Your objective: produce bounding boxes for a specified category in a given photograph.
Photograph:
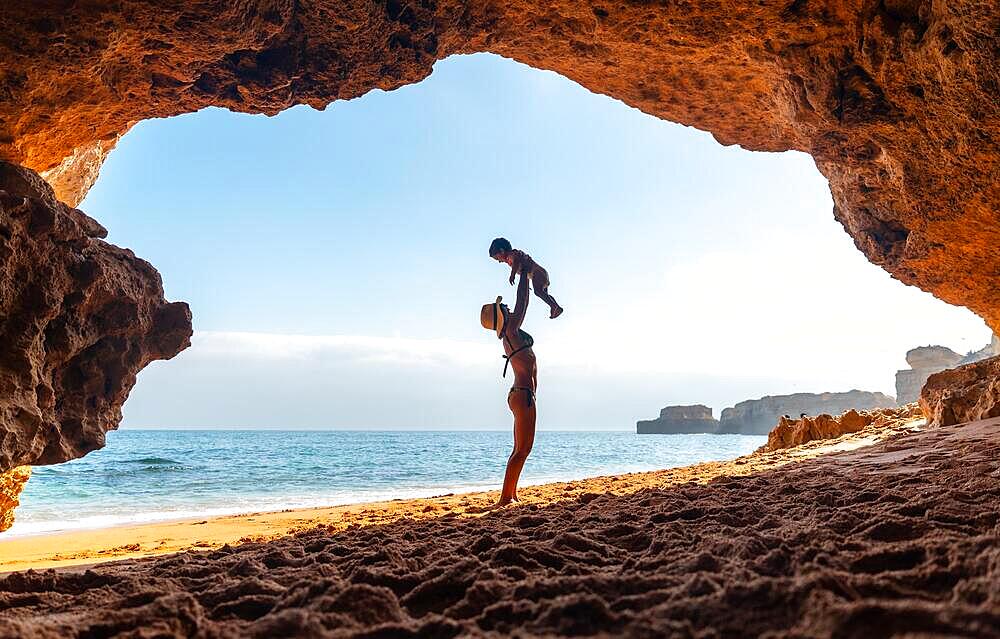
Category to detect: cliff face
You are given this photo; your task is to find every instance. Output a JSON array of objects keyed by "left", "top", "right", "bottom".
[
  {"left": 896, "top": 339, "right": 998, "bottom": 405},
  {"left": 895, "top": 345, "right": 963, "bottom": 405},
  {"left": 0, "top": 0, "right": 998, "bottom": 333},
  {"left": 718, "top": 390, "right": 896, "bottom": 435},
  {"left": 920, "top": 356, "right": 1000, "bottom": 427},
  {"left": 0, "top": 162, "right": 192, "bottom": 471},
  {"left": 637, "top": 405, "right": 719, "bottom": 435}
]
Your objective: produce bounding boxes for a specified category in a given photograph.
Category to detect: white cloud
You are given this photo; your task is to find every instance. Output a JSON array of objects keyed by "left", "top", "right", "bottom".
[
  {"left": 125, "top": 329, "right": 809, "bottom": 429},
  {"left": 190, "top": 330, "right": 493, "bottom": 368}
]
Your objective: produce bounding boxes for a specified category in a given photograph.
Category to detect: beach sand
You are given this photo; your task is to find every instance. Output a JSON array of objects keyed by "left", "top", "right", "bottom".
[
  {"left": 2, "top": 416, "right": 999, "bottom": 637},
  {"left": 0, "top": 420, "right": 911, "bottom": 574}
]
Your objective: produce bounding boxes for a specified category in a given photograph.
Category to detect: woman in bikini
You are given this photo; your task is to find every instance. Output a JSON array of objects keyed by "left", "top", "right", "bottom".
[{"left": 480, "top": 270, "right": 536, "bottom": 507}]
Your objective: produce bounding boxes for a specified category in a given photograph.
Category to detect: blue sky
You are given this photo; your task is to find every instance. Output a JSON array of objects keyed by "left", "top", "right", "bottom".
[{"left": 80, "top": 53, "right": 991, "bottom": 429}]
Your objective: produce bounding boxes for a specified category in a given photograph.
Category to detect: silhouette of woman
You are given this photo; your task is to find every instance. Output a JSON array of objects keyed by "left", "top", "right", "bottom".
[{"left": 480, "top": 270, "right": 536, "bottom": 506}]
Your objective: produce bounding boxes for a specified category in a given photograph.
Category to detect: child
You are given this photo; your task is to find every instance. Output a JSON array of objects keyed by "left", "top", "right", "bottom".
[{"left": 489, "top": 237, "right": 564, "bottom": 319}]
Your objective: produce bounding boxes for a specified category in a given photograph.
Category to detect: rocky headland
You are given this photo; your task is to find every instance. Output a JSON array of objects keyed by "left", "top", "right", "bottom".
[
  {"left": 717, "top": 390, "right": 897, "bottom": 435},
  {"left": 636, "top": 404, "right": 719, "bottom": 434},
  {"left": 643, "top": 336, "right": 999, "bottom": 438},
  {"left": 640, "top": 390, "right": 897, "bottom": 436},
  {"left": 894, "top": 345, "right": 963, "bottom": 405},
  {"left": 895, "top": 337, "right": 997, "bottom": 405}
]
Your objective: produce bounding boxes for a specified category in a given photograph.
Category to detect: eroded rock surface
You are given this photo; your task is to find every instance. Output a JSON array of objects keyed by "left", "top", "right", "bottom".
[
  {"left": 637, "top": 404, "right": 719, "bottom": 434},
  {"left": 0, "top": 466, "right": 30, "bottom": 532},
  {"left": 762, "top": 404, "right": 922, "bottom": 452},
  {"left": 0, "top": 1, "right": 998, "bottom": 330},
  {"left": 718, "top": 390, "right": 896, "bottom": 435},
  {"left": 920, "top": 355, "right": 1000, "bottom": 427},
  {"left": 0, "top": 162, "right": 192, "bottom": 472}
]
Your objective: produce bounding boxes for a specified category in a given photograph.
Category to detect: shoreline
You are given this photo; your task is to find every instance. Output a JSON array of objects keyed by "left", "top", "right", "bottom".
[
  {"left": 0, "top": 419, "right": 918, "bottom": 574},
  {"left": 4, "top": 457, "right": 761, "bottom": 539},
  {"left": 8, "top": 430, "right": 765, "bottom": 539}
]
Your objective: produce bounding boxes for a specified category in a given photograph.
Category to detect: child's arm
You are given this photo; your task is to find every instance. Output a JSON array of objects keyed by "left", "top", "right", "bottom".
[{"left": 508, "top": 250, "right": 528, "bottom": 285}]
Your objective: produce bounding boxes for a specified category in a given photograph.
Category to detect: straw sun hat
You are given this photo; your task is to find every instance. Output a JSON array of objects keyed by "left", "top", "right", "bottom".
[{"left": 480, "top": 296, "right": 505, "bottom": 338}]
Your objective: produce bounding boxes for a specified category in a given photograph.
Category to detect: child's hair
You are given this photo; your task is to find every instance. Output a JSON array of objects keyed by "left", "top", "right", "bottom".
[{"left": 489, "top": 237, "right": 512, "bottom": 257}]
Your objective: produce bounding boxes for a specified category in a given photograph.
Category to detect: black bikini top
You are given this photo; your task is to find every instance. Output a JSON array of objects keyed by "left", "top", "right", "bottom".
[{"left": 501, "top": 328, "right": 534, "bottom": 378}]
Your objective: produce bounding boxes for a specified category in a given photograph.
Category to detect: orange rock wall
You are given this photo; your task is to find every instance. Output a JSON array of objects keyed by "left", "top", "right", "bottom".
[
  {"left": 0, "top": 466, "right": 30, "bottom": 532},
  {"left": 920, "top": 356, "right": 1000, "bottom": 427},
  {"left": 0, "top": 162, "right": 192, "bottom": 471}
]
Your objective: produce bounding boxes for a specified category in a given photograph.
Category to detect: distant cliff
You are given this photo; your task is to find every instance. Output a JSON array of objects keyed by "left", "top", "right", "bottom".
[
  {"left": 716, "top": 391, "right": 896, "bottom": 435},
  {"left": 639, "top": 336, "right": 999, "bottom": 436},
  {"left": 895, "top": 336, "right": 998, "bottom": 405},
  {"left": 637, "top": 405, "right": 719, "bottom": 434},
  {"left": 894, "top": 346, "right": 963, "bottom": 405},
  {"left": 637, "top": 391, "right": 895, "bottom": 436}
]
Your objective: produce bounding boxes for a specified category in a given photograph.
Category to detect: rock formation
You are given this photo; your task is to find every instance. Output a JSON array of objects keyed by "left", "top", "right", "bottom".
[
  {"left": 637, "top": 405, "right": 719, "bottom": 434},
  {"left": 895, "top": 345, "right": 963, "bottom": 405},
  {"left": 0, "top": 161, "right": 192, "bottom": 471},
  {"left": 718, "top": 390, "right": 896, "bottom": 435},
  {"left": 0, "top": 466, "right": 30, "bottom": 532},
  {"left": 920, "top": 355, "right": 1000, "bottom": 427},
  {"left": 895, "top": 338, "right": 998, "bottom": 405},
  {"left": 761, "top": 404, "right": 921, "bottom": 451}
]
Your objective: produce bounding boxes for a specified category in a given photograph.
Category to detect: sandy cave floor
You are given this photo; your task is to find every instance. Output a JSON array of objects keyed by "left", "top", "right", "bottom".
[{"left": 0, "top": 419, "right": 998, "bottom": 637}]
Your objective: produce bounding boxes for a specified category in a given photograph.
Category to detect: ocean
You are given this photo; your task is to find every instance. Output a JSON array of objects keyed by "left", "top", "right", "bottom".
[{"left": 9, "top": 430, "right": 765, "bottom": 537}]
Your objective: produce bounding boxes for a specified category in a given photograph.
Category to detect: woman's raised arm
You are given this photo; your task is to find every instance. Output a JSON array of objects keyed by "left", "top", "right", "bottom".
[{"left": 507, "top": 271, "right": 530, "bottom": 332}]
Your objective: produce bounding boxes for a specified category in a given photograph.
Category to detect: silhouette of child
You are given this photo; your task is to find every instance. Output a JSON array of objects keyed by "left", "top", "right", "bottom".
[{"left": 489, "top": 237, "right": 563, "bottom": 319}]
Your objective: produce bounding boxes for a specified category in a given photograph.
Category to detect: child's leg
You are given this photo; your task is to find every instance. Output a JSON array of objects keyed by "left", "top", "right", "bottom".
[{"left": 531, "top": 268, "right": 563, "bottom": 318}]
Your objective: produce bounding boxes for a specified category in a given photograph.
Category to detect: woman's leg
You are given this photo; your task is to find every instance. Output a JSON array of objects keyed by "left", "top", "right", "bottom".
[{"left": 499, "top": 389, "right": 536, "bottom": 505}]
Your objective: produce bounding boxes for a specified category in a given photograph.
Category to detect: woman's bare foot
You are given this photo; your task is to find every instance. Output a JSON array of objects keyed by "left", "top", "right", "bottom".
[
  {"left": 467, "top": 499, "right": 510, "bottom": 513},
  {"left": 478, "top": 498, "right": 511, "bottom": 512},
  {"left": 550, "top": 306, "right": 563, "bottom": 319}
]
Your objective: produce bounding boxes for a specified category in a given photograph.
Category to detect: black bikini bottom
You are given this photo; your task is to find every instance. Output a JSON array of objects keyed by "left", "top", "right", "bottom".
[{"left": 509, "top": 386, "right": 535, "bottom": 407}]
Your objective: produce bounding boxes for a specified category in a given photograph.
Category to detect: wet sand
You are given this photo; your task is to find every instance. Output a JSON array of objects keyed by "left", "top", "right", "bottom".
[
  {"left": 0, "top": 420, "right": 914, "bottom": 574},
  {"left": 5, "top": 417, "right": 998, "bottom": 636}
]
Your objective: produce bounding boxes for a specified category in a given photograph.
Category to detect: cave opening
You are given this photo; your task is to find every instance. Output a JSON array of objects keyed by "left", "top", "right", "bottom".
[{"left": 3, "top": 33, "right": 995, "bottom": 536}]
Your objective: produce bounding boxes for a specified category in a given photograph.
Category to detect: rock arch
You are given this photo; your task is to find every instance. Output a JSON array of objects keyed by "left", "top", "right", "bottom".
[{"left": 0, "top": 0, "right": 997, "bottom": 471}]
